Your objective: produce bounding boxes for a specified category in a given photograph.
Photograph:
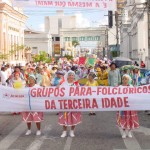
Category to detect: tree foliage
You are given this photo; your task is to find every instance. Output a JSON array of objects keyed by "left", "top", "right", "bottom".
[
  {"left": 0, "top": 44, "right": 25, "bottom": 60},
  {"left": 111, "top": 51, "right": 118, "bottom": 57},
  {"left": 64, "top": 54, "right": 73, "bottom": 60},
  {"left": 72, "top": 40, "right": 80, "bottom": 47},
  {"left": 32, "top": 51, "right": 52, "bottom": 63}
]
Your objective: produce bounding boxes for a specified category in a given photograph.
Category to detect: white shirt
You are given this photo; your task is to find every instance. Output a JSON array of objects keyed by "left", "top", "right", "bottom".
[
  {"left": 6, "top": 68, "right": 12, "bottom": 78},
  {"left": 0, "top": 71, "right": 8, "bottom": 84}
]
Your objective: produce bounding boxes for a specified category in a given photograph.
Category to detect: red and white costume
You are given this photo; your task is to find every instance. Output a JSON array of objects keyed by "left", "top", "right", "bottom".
[
  {"left": 58, "top": 81, "right": 81, "bottom": 126},
  {"left": 117, "top": 85, "right": 139, "bottom": 129},
  {"left": 22, "top": 84, "right": 43, "bottom": 123},
  {"left": 117, "top": 111, "right": 139, "bottom": 129},
  {"left": 22, "top": 112, "right": 43, "bottom": 123}
]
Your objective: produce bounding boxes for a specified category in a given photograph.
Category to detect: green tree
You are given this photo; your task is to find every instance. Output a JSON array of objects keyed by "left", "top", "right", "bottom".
[
  {"left": 0, "top": 44, "right": 25, "bottom": 60},
  {"left": 64, "top": 54, "right": 73, "bottom": 60},
  {"left": 111, "top": 51, "right": 118, "bottom": 57},
  {"left": 32, "top": 51, "right": 52, "bottom": 63},
  {"left": 72, "top": 40, "right": 80, "bottom": 47}
]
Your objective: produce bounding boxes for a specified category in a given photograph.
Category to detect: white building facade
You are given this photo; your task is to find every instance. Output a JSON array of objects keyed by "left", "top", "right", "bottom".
[
  {"left": 60, "top": 27, "right": 107, "bottom": 58},
  {"left": 24, "top": 30, "right": 52, "bottom": 62},
  {"left": 45, "top": 10, "right": 77, "bottom": 57},
  {"left": 45, "top": 10, "right": 76, "bottom": 34},
  {"left": 120, "top": 0, "right": 149, "bottom": 68}
]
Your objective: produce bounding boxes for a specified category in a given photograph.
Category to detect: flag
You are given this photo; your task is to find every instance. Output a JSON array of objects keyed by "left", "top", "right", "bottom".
[
  {"left": 86, "top": 58, "right": 96, "bottom": 66},
  {"left": 78, "top": 57, "right": 86, "bottom": 65}
]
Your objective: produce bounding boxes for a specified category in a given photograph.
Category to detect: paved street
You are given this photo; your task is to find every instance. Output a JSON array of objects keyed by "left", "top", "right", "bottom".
[{"left": 0, "top": 112, "right": 150, "bottom": 150}]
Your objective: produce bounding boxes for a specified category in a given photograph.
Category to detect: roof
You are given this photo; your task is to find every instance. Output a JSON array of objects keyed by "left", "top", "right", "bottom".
[{"left": 24, "top": 29, "right": 46, "bottom": 34}]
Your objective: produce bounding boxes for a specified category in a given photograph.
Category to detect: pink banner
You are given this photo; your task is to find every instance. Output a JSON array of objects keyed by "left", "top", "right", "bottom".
[{"left": 13, "top": 0, "right": 116, "bottom": 10}]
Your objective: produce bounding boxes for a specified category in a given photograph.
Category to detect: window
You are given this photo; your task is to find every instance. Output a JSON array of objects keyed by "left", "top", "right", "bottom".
[
  {"left": 32, "top": 47, "right": 38, "bottom": 54},
  {"left": 55, "top": 37, "right": 60, "bottom": 41},
  {"left": 72, "top": 37, "right": 78, "bottom": 41},
  {"left": 64, "top": 37, "right": 70, "bottom": 41},
  {"left": 79, "top": 36, "right": 85, "bottom": 41}
]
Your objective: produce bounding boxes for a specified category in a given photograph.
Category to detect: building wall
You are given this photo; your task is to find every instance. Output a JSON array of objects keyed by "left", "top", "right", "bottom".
[
  {"left": 120, "top": 0, "right": 149, "bottom": 68},
  {"left": 120, "top": 27, "right": 129, "bottom": 58},
  {"left": 60, "top": 27, "right": 107, "bottom": 57},
  {"left": 45, "top": 10, "right": 76, "bottom": 35},
  {"left": 117, "top": 0, "right": 126, "bottom": 15},
  {"left": 25, "top": 32, "right": 52, "bottom": 58},
  {"left": 0, "top": 2, "right": 27, "bottom": 64},
  {"left": 148, "top": 2, "right": 150, "bottom": 68}
]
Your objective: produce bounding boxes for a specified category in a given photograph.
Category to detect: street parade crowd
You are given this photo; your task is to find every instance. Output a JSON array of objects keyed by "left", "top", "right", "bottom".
[{"left": 0, "top": 57, "right": 149, "bottom": 139}]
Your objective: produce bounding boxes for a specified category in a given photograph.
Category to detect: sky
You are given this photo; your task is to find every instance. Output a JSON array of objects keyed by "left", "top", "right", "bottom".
[{"left": 23, "top": 7, "right": 108, "bottom": 31}]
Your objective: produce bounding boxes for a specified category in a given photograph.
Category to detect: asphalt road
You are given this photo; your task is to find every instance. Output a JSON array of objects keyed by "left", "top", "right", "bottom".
[{"left": 0, "top": 111, "right": 150, "bottom": 150}]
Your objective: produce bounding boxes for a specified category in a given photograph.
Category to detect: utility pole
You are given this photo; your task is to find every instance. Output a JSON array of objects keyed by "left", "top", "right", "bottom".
[
  {"left": 115, "top": 11, "right": 119, "bottom": 56},
  {"left": 148, "top": 0, "right": 150, "bottom": 62}
]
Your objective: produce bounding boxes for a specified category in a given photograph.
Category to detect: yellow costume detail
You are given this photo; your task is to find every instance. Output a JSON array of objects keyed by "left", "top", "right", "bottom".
[
  {"left": 97, "top": 70, "right": 108, "bottom": 86},
  {"left": 86, "top": 80, "right": 98, "bottom": 86}
]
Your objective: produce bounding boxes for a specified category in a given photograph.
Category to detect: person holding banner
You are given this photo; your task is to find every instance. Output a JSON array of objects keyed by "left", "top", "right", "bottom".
[
  {"left": 10, "top": 72, "right": 26, "bottom": 89},
  {"left": 117, "top": 74, "right": 139, "bottom": 138},
  {"left": 59, "top": 70, "right": 81, "bottom": 138},
  {"left": 22, "top": 75, "right": 43, "bottom": 136},
  {"left": 9, "top": 72, "right": 26, "bottom": 115}
]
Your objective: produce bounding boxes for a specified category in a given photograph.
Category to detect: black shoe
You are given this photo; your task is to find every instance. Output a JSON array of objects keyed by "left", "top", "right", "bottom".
[{"left": 89, "top": 113, "right": 92, "bottom": 116}]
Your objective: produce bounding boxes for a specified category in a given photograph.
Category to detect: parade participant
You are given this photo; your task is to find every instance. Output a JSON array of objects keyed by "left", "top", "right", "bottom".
[
  {"left": 108, "top": 62, "right": 121, "bottom": 86},
  {"left": 22, "top": 75, "right": 43, "bottom": 136},
  {"left": 96, "top": 67, "right": 101, "bottom": 79},
  {"left": 43, "top": 64, "right": 51, "bottom": 78},
  {"left": 64, "top": 65, "right": 71, "bottom": 73},
  {"left": 140, "top": 61, "right": 145, "bottom": 68},
  {"left": 50, "top": 65, "right": 58, "bottom": 78},
  {"left": 51, "top": 70, "right": 64, "bottom": 86},
  {"left": 117, "top": 74, "right": 139, "bottom": 138},
  {"left": 78, "top": 65, "right": 88, "bottom": 79},
  {"left": 38, "top": 61, "right": 43, "bottom": 68},
  {"left": 10, "top": 72, "right": 26, "bottom": 115},
  {"left": 88, "top": 65, "right": 94, "bottom": 74},
  {"left": 24, "top": 66, "right": 34, "bottom": 81},
  {"left": 134, "top": 61, "right": 139, "bottom": 67},
  {"left": 41, "top": 68, "right": 51, "bottom": 87},
  {"left": 98, "top": 65, "right": 108, "bottom": 86},
  {"left": 14, "top": 66, "right": 24, "bottom": 79},
  {"left": 9, "top": 72, "right": 25, "bottom": 89},
  {"left": 85, "top": 72, "right": 98, "bottom": 115},
  {"left": 59, "top": 70, "right": 81, "bottom": 138},
  {"left": 35, "top": 67, "right": 43, "bottom": 86},
  {"left": 132, "top": 67, "right": 141, "bottom": 86},
  {"left": 6, "top": 64, "right": 12, "bottom": 79},
  {"left": 0, "top": 67, "right": 8, "bottom": 86}
]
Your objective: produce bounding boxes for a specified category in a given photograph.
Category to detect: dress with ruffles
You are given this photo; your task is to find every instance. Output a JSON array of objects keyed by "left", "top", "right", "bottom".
[
  {"left": 22, "top": 84, "right": 43, "bottom": 123},
  {"left": 58, "top": 81, "right": 81, "bottom": 126}
]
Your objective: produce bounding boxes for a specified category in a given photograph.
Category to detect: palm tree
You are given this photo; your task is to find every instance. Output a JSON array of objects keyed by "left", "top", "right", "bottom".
[{"left": 72, "top": 40, "right": 80, "bottom": 47}]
